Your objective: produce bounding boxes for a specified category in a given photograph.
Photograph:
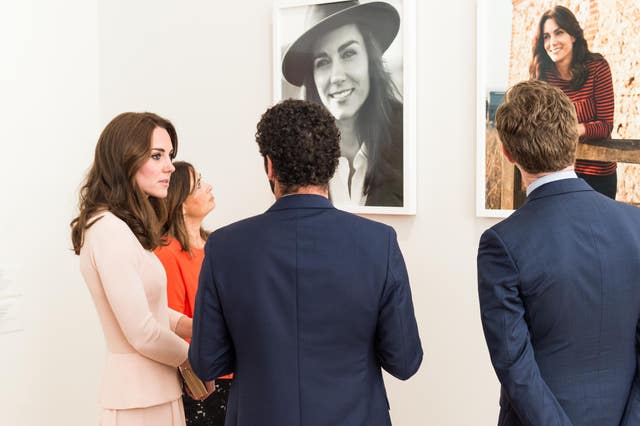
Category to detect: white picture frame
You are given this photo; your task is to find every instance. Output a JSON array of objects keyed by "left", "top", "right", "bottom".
[
  {"left": 273, "top": 0, "right": 416, "bottom": 215},
  {"left": 476, "top": 0, "right": 516, "bottom": 218}
]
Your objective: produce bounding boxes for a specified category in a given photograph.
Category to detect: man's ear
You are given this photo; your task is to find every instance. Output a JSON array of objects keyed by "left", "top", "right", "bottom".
[
  {"left": 501, "top": 144, "right": 515, "bottom": 164},
  {"left": 266, "top": 155, "right": 275, "bottom": 180}
]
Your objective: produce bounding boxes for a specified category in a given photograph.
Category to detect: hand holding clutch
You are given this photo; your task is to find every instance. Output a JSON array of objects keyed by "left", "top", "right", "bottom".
[{"left": 178, "top": 360, "right": 211, "bottom": 401}]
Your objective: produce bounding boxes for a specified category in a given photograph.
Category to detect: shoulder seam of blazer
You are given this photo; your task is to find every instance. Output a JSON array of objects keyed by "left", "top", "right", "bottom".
[{"left": 484, "top": 228, "right": 520, "bottom": 275}]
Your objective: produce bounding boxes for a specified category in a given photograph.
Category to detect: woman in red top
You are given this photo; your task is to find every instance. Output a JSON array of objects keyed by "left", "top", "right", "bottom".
[
  {"left": 530, "top": 5, "right": 616, "bottom": 199},
  {"left": 155, "top": 161, "right": 232, "bottom": 426}
]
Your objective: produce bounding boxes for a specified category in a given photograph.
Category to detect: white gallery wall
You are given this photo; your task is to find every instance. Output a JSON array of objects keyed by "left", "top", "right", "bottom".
[
  {"left": 2, "top": 0, "right": 502, "bottom": 424},
  {"left": 0, "top": 0, "right": 101, "bottom": 425}
]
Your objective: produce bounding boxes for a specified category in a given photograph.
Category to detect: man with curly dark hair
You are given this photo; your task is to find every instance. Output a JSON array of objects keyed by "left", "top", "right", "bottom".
[
  {"left": 189, "top": 99, "right": 422, "bottom": 426},
  {"left": 255, "top": 98, "right": 341, "bottom": 195}
]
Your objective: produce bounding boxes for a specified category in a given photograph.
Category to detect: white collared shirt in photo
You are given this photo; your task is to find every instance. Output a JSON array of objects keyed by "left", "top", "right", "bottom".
[{"left": 329, "top": 144, "right": 368, "bottom": 206}]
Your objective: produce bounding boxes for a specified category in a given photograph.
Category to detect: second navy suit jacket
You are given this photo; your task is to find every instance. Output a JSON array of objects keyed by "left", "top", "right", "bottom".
[
  {"left": 478, "top": 178, "right": 640, "bottom": 426},
  {"left": 190, "top": 194, "right": 422, "bottom": 426}
]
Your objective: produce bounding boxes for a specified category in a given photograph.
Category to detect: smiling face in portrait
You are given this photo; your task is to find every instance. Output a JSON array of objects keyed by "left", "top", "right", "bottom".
[
  {"left": 312, "top": 24, "right": 370, "bottom": 121},
  {"left": 543, "top": 18, "right": 575, "bottom": 68},
  {"left": 134, "top": 127, "right": 175, "bottom": 198},
  {"left": 183, "top": 170, "right": 215, "bottom": 219}
]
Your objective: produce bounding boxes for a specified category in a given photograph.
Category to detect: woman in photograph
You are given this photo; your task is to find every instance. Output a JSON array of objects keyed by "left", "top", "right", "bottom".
[
  {"left": 71, "top": 112, "right": 210, "bottom": 425},
  {"left": 155, "top": 161, "right": 232, "bottom": 426},
  {"left": 282, "top": 0, "right": 403, "bottom": 207},
  {"left": 530, "top": 5, "right": 616, "bottom": 199}
]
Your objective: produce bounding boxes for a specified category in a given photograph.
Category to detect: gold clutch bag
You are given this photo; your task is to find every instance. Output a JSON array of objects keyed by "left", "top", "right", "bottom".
[{"left": 178, "top": 364, "right": 209, "bottom": 400}]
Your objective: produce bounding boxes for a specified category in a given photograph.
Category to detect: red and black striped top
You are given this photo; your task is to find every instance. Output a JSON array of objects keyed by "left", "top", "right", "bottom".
[{"left": 542, "top": 56, "right": 616, "bottom": 176}]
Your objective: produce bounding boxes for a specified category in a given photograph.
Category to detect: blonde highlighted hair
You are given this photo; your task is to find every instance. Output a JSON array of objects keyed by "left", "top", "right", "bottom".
[{"left": 496, "top": 80, "right": 578, "bottom": 174}]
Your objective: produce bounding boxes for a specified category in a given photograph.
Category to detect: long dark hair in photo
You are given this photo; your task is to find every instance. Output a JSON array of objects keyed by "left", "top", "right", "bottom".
[
  {"left": 529, "top": 5, "right": 602, "bottom": 90},
  {"left": 71, "top": 112, "right": 178, "bottom": 254},
  {"left": 161, "top": 161, "right": 209, "bottom": 254},
  {"left": 304, "top": 24, "right": 402, "bottom": 197}
]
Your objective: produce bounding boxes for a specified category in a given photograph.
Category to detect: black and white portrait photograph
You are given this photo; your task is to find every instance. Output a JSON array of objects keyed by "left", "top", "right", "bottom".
[{"left": 274, "top": 0, "right": 416, "bottom": 214}]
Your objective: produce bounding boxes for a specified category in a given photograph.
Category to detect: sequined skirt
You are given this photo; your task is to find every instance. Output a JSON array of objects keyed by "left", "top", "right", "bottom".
[{"left": 183, "top": 378, "right": 232, "bottom": 426}]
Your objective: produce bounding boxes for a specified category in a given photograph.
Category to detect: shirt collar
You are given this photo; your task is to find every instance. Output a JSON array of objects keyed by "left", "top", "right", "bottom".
[
  {"left": 329, "top": 144, "right": 369, "bottom": 206},
  {"left": 526, "top": 170, "right": 578, "bottom": 197},
  {"left": 267, "top": 193, "right": 334, "bottom": 212}
]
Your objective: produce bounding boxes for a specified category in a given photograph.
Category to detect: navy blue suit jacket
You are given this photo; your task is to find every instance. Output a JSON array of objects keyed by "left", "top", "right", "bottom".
[
  {"left": 190, "top": 194, "right": 422, "bottom": 426},
  {"left": 478, "top": 178, "right": 640, "bottom": 426}
]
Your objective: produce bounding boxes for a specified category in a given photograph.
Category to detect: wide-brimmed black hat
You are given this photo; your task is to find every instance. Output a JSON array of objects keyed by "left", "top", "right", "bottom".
[{"left": 282, "top": 1, "right": 400, "bottom": 87}]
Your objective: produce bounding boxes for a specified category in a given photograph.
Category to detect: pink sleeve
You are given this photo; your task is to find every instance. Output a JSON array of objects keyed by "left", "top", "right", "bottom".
[
  {"left": 168, "top": 308, "right": 185, "bottom": 332},
  {"left": 89, "top": 218, "right": 188, "bottom": 367}
]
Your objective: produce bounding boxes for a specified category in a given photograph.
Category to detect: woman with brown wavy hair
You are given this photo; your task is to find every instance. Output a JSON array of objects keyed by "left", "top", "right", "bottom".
[
  {"left": 155, "top": 161, "right": 232, "bottom": 426},
  {"left": 71, "top": 112, "right": 211, "bottom": 425},
  {"left": 529, "top": 5, "right": 616, "bottom": 199}
]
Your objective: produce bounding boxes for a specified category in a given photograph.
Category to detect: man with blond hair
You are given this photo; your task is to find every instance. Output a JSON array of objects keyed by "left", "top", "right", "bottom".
[{"left": 478, "top": 80, "right": 640, "bottom": 425}]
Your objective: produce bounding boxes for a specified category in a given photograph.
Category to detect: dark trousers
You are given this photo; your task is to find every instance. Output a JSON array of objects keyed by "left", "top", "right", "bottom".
[
  {"left": 577, "top": 172, "right": 617, "bottom": 200},
  {"left": 183, "top": 378, "right": 232, "bottom": 426}
]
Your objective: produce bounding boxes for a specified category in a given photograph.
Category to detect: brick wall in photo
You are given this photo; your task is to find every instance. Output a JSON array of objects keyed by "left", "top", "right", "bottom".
[{"left": 508, "top": 0, "right": 640, "bottom": 203}]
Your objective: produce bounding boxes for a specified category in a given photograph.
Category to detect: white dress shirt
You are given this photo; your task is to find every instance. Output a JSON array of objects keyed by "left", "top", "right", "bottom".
[
  {"left": 526, "top": 170, "right": 578, "bottom": 196},
  {"left": 329, "top": 143, "right": 368, "bottom": 206}
]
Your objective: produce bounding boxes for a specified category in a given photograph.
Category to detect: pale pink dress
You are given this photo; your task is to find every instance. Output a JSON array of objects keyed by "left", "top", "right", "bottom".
[{"left": 80, "top": 212, "right": 189, "bottom": 425}]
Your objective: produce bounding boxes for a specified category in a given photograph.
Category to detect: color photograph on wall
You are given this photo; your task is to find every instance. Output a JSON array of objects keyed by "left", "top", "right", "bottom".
[
  {"left": 476, "top": 0, "right": 640, "bottom": 217},
  {"left": 274, "top": 0, "right": 416, "bottom": 215}
]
